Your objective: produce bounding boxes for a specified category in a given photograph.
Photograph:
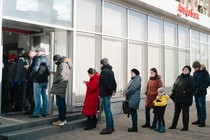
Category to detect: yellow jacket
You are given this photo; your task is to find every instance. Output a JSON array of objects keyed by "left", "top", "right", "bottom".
[{"left": 153, "top": 95, "right": 169, "bottom": 107}]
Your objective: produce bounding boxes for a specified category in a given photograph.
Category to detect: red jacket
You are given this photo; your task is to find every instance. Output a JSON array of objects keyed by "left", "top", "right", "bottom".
[
  {"left": 145, "top": 77, "right": 163, "bottom": 108},
  {"left": 82, "top": 73, "right": 100, "bottom": 116}
]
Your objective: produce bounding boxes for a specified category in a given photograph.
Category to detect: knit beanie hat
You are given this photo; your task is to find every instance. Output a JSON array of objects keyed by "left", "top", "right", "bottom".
[
  {"left": 131, "top": 68, "right": 140, "bottom": 76},
  {"left": 8, "top": 54, "right": 16, "bottom": 60},
  {"left": 158, "top": 87, "right": 165, "bottom": 95},
  {"left": 100, "top": 58, "right": 109, "bottom": 65},
  {"left": 192, "top": 61, "right": 201, "bottom": 68},
  {"left": 182, "top": 65, "right": 192, "bottom": 72},
  {"left": 53, "top": 54, "right": 61, "bottom": 61}
]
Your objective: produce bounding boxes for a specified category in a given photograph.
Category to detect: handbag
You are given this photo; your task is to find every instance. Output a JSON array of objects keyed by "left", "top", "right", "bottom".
[{"left": 122, "top": 100, "right": 130, "bottom": 114}]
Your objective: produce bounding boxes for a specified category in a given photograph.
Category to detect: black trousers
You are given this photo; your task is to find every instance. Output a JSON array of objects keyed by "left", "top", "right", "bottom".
[
  {"left": 171, "top": 102, "right": 190, "bottom": 129},
  {"left": 25, "top": 80, "right": 35, "bottom": 112}
]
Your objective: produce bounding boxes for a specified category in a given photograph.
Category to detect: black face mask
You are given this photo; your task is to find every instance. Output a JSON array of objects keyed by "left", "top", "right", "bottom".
[{"left": 55, "top": 61, "right": 60, "bottom": 65}]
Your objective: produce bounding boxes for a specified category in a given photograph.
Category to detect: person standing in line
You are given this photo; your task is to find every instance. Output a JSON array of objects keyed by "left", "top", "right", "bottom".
[
  {"left": 169, "top": 65, "right": 196, "bottom": 131},
  {"left": 123, "top": 68, "right": 141, "bottom": 132},
  {"left": 51, "top": 54, "right": 72, "bottom": 126},
  {"left": 142, "top": 68, "right": 162, "bottom": 129},
  {"left": 153, "top": 87, "right": 169, "bottom": 133},
  {"left": 82, "top": 68, "right": 100, "bottom": 130},
  {"left": 13, "top": 48, "right": 28, "bottom": 112},
  {"left": 191, "top": 61, "right": 210, "bottom": 127},
  {"left": 24, "top": 50, "right": 37, "bottom": 115},
  {"left": 99, "top": 58, "right": 117, "bottom": 135},
  {"left": 29, "top": 48, "right": 51, "bottom": 118}
]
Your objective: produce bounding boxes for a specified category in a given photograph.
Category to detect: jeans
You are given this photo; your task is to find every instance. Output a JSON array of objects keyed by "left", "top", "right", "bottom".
[
  {"left": 101, "top": 96, "right": 114, "bottom": 129},
  {"left": 145, "top": 107, "right": 157, "bottom": 127},
  {"left": 130, "top": 108, "right": 138, "bottom": 129},
  {"left": 56, "top": 95, "right": 67, "bottom": 121},
  {"left": 195, "top": 95, "right": 206, "bottom": 122},
  {"left": 33, "top": 82, "right": 48, "bottom": 116}
]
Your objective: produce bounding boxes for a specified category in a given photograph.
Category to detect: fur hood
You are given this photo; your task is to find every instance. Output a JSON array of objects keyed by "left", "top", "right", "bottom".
[{"left": 200, "top": 64, "right": 205, "bottom": 71}]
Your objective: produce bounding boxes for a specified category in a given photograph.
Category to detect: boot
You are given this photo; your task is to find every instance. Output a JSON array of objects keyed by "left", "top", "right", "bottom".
[
  {"left": 84, "top": 118, "right": 93, "bottom": 130},
  {"left": 159, "top": 125, "right": 165, "bottom": 133},
  {"left": 198, "top": 122, "right": 205, "bottom": 127},
  {"left": 92, "top": 117, "right": 98, "bottom": 128},
  {"left": 141, "top": 123, "right": 150, "bottom": 128},
  {"left": 154, "top": 124, "right": 161, "bottom": 131}
]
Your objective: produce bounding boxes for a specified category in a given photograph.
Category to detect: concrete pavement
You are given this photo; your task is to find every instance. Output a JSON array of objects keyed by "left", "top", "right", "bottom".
[{"left": 37, "top": 99, "right": 210, "bottom": 140}]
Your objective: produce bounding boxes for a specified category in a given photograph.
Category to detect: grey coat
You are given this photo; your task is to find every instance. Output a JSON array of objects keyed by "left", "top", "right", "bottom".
[
  {"left": 124, "top": 75, "right": 141, "bottom": 109},
  {"left": 50, "top": 57, "right": 72, "bottom": 98}
]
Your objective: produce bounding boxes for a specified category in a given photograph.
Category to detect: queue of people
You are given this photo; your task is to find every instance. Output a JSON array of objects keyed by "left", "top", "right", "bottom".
[{"left": 2, "top": 51, "right": 210, "bottom": 134}]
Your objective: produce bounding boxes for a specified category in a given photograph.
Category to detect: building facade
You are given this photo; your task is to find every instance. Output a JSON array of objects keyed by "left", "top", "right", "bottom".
[{"left": 0, "top": 0, "right": 210, "bottom": 114}]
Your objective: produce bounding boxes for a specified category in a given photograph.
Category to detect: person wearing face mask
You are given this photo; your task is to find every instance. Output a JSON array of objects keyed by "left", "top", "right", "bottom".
[
  {"left": 50, "top": 54, "right": 72, "bottom": 126},
  {"left": 142, "top": 68, "right": 163, "bottom": 129},
  {"left": 123, "top": 68, "right": 141, "bottom": 132},
  {"left": 169, "top": 65, "right": 196, "bottom": 131}
]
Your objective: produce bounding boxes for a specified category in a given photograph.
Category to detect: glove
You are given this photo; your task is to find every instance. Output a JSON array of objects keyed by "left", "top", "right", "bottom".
[{"left": 17, "top": 80, "right": 21, "bottom": 86}]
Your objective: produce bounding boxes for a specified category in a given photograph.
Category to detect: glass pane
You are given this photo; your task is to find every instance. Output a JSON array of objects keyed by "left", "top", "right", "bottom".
[
  {"left": 128, "top": 42, "right": 145, "bottom": 89},
  {"left": 200, "top": 32, "right": 208, "bottom": 43},
  {"left": 148, "top": 45, "right": 163, "bottom": 78},
  {"left": 149, "top": 17, "right": 163, "bottom": 44},
  {"left": 77, "top": 0, "right": 101, "bottom": 32},
  {"left": 103, "top": 38, "right": 126, "bottom": 95},
  {"left": 208, "top": 35, "right": 210, "bottom": 44},
  {"left": 3, "top": 0, "right": 72, "bottom": 27},
  {"left": 129, "top": 10, "right": 147, "bottom": 41},
  {"left": 165, "top": 22, "right": 177, "bottom": 46},
  {"left": 191, "top": 40, "right": 200, "bottom": 62},
  {"left": 191, "top": 30, "right": 199, "bottom": 41},
  {"left": 200, "top": 43, "right": 208, "bottom": 65},
  {"left": 179, "top": 50, "right": 190, "bottom": 74},
  {"left": 104, "top": 2, "right": 126, "bottom": 37},
  {"left": 75, "top": 33, "right": 101, "bottom": 103},
  {"left": 178, "top": 26, "right": 190, "bottom": 48},
  {"left": 165, "top": 47, "right": 177, "bottom": 88}
]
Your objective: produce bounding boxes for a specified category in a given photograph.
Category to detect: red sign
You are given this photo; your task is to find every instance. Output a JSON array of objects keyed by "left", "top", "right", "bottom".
[{"left": 177, "top": 3, "right": 199, "bottom": 20}]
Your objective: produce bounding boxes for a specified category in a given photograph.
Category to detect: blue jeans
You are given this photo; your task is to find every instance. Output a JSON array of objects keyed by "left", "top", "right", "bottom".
[
  {"left": 195, "top": 95, "right": 206, "bottom": 122},
  {"left": 101, "top": 96, "right": 114, "bottom": 129},
  {"left": 33, "top": 82, "right": 48, "bottom": 116},
  {"left": 130, "top": 108, "right": 138, "bottom": 129},
  {"left": 56, "top": 95, "right": 66, "bottom": 121}
]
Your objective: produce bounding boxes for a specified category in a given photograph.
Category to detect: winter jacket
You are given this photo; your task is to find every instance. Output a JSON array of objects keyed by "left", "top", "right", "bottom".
[
  {"left": 171, "top": 73, "right": 196, "bottom": 106},
  {"left": 13, "top": 55, "right": 28, "bottom": 82},
  {"left": 6, "top": 61, "right": 16, "bottom": 82},
  {"left": 193, "top": 64, "right": 210, "bottom": 96},
  {"left": 30, "top": 55, "right": 51, "bottom": 83},
  {"left": 82, "top": 73, "right": 100, "bottom": 116},
  {"left": 99, "top": 64, "right": 117, "bottom": 97},
  {"left": 145, "top": 76, "right": 163, "bottom": 108},
  {"left": 153, "top": 95, "right": 169, "bottom": 107},
  {"left": 124, "top": 75, "right": 141, "bottom": 109},
  {"left": 50, "top": 57, "right": 72, "bottom": 98}
]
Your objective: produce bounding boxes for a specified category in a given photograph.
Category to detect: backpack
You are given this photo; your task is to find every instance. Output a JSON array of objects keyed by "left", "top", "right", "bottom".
[{"left": 36, "top": 62, "right": 50, "bottom": 81}]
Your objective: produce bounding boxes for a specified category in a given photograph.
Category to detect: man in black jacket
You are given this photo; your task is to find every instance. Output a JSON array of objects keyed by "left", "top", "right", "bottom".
[
  {"left": 192, "top": 61, "right": 210, "bottom": 127},
  {"left": 99, "top": 58, "right": 117, "bottom": 135},
  {"left": 29, "top": 48, "right": 51, "bottom": 118}
]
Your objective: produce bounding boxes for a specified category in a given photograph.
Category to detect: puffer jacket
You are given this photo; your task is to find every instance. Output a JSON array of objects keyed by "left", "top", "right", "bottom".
[
  {"left": 172, "top": 73, "right": 196, "bottom": 105},
  {"left": 145, "top": 76, "right": 163, "bottom": 108},
  {"left": 124, "top": 75, "right": 141, "bottom": 109},
  {"left": 50, "top": 57, "right": 72, "bottom": 98},
  {"left": 193, "top": 64, "right": 210, "bottom": 96}
]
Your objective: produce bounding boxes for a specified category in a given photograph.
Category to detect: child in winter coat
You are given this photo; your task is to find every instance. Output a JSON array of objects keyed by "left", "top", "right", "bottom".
[{"left": 153, "top": 87, "right": 169, "bottom": 133}]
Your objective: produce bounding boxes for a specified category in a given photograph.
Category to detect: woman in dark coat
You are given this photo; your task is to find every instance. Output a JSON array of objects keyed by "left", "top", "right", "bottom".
[
  {"left": 142, "top": 68, "right": 163, "bottom": 129},
  {"left": 124, "top": 69, "right": 141, "bottom": 132},
  {"left": 82, "top": 68, "right": 100, "bottom": 130},
  {"left": 169, "top": 65, "right": 196, "bottom": 131}
]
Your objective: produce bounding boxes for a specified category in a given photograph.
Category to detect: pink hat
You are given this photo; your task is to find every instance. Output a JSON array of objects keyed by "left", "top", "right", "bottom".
[{"left": 8, "top": 54, "right": 16, "bottom": 60}]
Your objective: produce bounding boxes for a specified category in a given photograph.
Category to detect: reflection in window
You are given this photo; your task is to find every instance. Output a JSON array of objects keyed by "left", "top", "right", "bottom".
[
  {"left": 178, "top": 26, "right": 190, "bottom": 48},
  {"left": 149, "top": 17, "right": 163, "bottom": 44}
]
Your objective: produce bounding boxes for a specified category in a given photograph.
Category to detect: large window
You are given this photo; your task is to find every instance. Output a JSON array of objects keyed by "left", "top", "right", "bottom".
[
  {"left": 129, "top": 10, "right": 147, "bottom": 41},
  {"left": 179, "top": 49, "right": 190, "bottom": 74},
  {"left": 149, "top": 17, "right": 163, "bottom": 44},
  {"left": 178, "top": 26, "right": 190, "bottom": 48},
  {"left": 104, "top": 2, "right": 127, "bottom": 37},
  {"left": 77, "top": 0, "right": 101, "bottom": 32},
  {"left": 75, "top": 33, "right": 101, "bottom": 103},
  {"left": 165, "top": 22, "right": 177, "bottom": 46},
  {"left": 3, "top": 0, "right": 73, "bottom": 28},
  {"left": 103, "top": 38, "right": 127, "bottom": 94}
]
